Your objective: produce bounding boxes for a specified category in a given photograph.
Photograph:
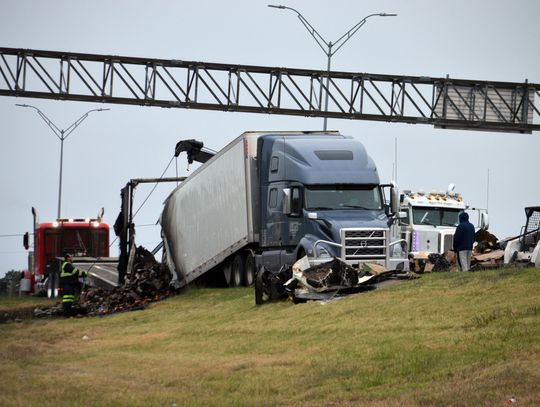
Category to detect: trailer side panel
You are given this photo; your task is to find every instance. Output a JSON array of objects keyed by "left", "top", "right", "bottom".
[{"left": 161, "top": 137, "right": 252, "bottom": 284}]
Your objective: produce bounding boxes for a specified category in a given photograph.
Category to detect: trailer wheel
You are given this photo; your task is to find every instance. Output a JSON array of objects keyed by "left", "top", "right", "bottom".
[
  {"left": 244, "top": 252, "right": 256, "bottom": 287},
  {"left": 231, "top": 254, "right": 244, "bottom": 287},
  {"left": 222, "top": 260, "right": 232, "bottom": 287}
]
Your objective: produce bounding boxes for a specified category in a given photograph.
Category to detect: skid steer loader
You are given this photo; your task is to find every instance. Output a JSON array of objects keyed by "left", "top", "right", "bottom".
[{"left": 504, "top": 206, "right": 540, "bottom": 267}]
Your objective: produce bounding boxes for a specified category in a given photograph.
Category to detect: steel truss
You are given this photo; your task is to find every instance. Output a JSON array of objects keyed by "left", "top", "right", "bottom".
[{"left": 1, "top": 47, "right": 538, "bottom": 133}]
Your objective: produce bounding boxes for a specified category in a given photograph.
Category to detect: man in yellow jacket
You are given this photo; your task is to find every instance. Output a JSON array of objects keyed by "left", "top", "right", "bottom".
[{"left": 59, "top": 254, "right": 87, "bottom": 316}]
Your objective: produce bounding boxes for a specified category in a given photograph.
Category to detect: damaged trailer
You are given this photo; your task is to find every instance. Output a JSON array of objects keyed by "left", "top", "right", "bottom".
[{"left": 160, "top": 131, "right": 408, "bottom": 290}]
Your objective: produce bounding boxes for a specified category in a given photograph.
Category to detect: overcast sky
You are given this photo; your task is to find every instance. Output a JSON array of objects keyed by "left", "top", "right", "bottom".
[{"left": 1, "top": 0, "right": 539, "bottom": 276}]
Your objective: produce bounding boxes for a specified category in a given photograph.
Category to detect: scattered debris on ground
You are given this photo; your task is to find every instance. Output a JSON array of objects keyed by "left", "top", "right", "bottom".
[
  {"left": 471, "top": 249, "right": 505, "bottom": 270},
  {"left": 407, "top": 229, "right": 506, "bottom": 273},
  {"left": 32, "top": 246, "right": 175, "bottom": 319},
  {"left": 410, "top": 253, "right": 449, "bottom": 273},
  {"left": 32, "top": 304, "right": 63, "bottom": 319},
  {"left": 1, "top": 306, "right": 38, "bottom": 323},
  {"left": 475, "top": 229, "right": 501, "bottom": 253},
  {"left": 471, "top": 229, "right": 505, "bottom": 269},
  {"left": 256, "top": 256, "right": 414, "bottom": 304},
  {"left": 427, "top": 253, "right": 452, "bottom": 272},
  {"left": 286, "top": 256, "right": 374, "bottom": 298},
  {"left": 81, "top": 246, "right": 174, "bottom": 316}
]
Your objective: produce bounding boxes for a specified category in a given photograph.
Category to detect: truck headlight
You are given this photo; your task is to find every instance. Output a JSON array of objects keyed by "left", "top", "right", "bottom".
[{"left": 317, "top": 245, "right": 331, "bottom": 258}]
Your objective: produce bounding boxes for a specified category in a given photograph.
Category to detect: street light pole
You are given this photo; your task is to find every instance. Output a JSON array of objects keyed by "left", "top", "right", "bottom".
[
  {"left": 15, "top": 104, "right": 110, "bottom": 219},
  {"left": 268, "top": 5, "right": 397, "bottom": 131}
]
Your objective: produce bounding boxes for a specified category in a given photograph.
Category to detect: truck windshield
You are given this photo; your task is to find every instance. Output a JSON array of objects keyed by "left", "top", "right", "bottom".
[
  {"left": 43, "top": 227, "right": 109, "bottom": 261},
  {"left": 304, "top": 185, "right": 382, "bottom": 211},
  {"left": 412, "top": 207, "right": 461, "bottom": 227}
]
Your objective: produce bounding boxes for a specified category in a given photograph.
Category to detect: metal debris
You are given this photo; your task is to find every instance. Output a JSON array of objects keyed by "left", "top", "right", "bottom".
[
  {"left": 280, "top": 257, "right": 395, "bottom": 303},
  {"left": 287, "top": 256, "right": 373, "bottom": 293},
  {"left": 33, "top": 306, "right": 63, "bottom": 319},
  {"left": 427, "top": 253, "right": 452, "bottom": 272}
]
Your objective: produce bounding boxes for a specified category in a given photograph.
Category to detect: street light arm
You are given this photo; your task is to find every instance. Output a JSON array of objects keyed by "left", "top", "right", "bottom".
[
  {"left": 15, "top": 103, "right": 62, "bottom": 139},
  {"left": 268, "top": 5, "right": 330, "bottom": 55},
  {"left": 294, "top": 12, "right": 330, "bottom": 55},
  {"left": 15, "top": 104, "right": 110, "bottom": 219},
  {"left": 331, "top": 13, "right": 397, "bottom": 56},
  {"left": 268, "top": 6, "right": 396, "bottom": 132},
  {"left": 63, "top": 108, "right": 110, "bottom": 140}
]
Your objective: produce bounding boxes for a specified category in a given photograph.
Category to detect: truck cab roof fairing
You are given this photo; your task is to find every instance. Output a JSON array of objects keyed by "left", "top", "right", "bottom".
[{"left": 260, "top": 134, "right": 379, "bottom": 185}]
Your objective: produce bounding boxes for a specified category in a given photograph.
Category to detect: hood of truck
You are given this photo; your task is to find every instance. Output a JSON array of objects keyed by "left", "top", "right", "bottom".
[
  {"left": 308, "top": 209, "right": 389, "bottom": 242},
  {"left": 409, "top": 226, "right": 456, "bottom": 256}
]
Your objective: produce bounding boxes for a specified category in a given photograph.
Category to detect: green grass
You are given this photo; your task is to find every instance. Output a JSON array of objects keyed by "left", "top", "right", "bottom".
[
  {"left": 1, "top": 268, "right": 539, "bottom": 406},
  {"left": 0, "top": 295, "right": 57, "bottom": 310},
  {"left": 0, "top": 296, "right": 58, "bottom": 322}
]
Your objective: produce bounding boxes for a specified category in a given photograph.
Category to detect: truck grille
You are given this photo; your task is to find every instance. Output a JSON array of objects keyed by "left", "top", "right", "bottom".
[
  {"left": 342, "top": 228, "right": 387, "bottom": 263},
  {"left": 442, "top": 234, "right": 454, "bottom": 252}
]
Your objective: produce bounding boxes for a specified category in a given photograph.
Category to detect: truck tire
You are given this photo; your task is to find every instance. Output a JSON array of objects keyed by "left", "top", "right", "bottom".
[
  {"left": 244, "top": 252, "right": 256, "bottom": 287},
  {"left": 255, "top": 266, "right": 268, "bottom": 305},
  {"left": 222, "top": 259, "right": 232, "bottom": 287},
  {"left": 255, "top": 266, "right": 289, "bottom": 305},
  {"left": 231, "top": 254, "right": 244, "bottom": 287}
]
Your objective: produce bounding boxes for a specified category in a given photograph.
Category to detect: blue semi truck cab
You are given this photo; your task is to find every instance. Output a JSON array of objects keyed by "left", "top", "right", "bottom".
[{"left": 256, "top": 132, "right": 407, "bottom": 273}]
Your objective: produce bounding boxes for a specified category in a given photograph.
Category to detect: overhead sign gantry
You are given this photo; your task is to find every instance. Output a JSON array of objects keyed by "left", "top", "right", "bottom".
[{"left": 0, "top": 47, "right": 538, "bottom": 133}]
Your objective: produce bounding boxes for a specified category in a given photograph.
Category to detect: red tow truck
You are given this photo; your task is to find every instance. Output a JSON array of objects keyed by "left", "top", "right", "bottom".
[{"left": 24, "top": 208, "right": 110, "bottom": 297}]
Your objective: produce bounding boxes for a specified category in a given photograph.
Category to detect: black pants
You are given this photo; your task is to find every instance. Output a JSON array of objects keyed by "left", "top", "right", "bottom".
[{"left": 62, "top": 284, "right": 76, "bottom": 317}]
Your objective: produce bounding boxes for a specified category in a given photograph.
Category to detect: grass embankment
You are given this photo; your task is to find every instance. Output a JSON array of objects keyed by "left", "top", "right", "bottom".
[
  {"left": 1, "top": 268, "right": 539, "bottom": 407},
  {"left": 0, "top": 296, "right": 57, "bottom": 322}
]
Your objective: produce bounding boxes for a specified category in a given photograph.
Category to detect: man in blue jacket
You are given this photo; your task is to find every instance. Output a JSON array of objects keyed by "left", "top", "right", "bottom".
[{"left": 453, "top": 212, "right": 475, "bottom": 271}]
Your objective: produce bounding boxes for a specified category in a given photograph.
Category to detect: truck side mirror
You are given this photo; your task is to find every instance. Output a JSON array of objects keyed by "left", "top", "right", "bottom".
[
  {"left": 381, "top": 183, "right": 399, "bottom": 217},
  {"left": 480, "top": 212, "right": 489, "bottom": 230},
  {"left": 391, "top": 188, "right": 399, "bottom": 215},
  {"left": 282, "top": 188, "right": 291, "bottom": 215},
  {"left": 23, "top": 232, "right": 29, "bottom": 250}
]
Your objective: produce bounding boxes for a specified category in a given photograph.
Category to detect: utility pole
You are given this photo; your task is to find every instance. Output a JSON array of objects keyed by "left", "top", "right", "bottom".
[
  {"left": 268, "top": 5, "right": 396, "bottom": 130},
  {"left": 16, "top": 104, "right": 110, "bottom": 218}
]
